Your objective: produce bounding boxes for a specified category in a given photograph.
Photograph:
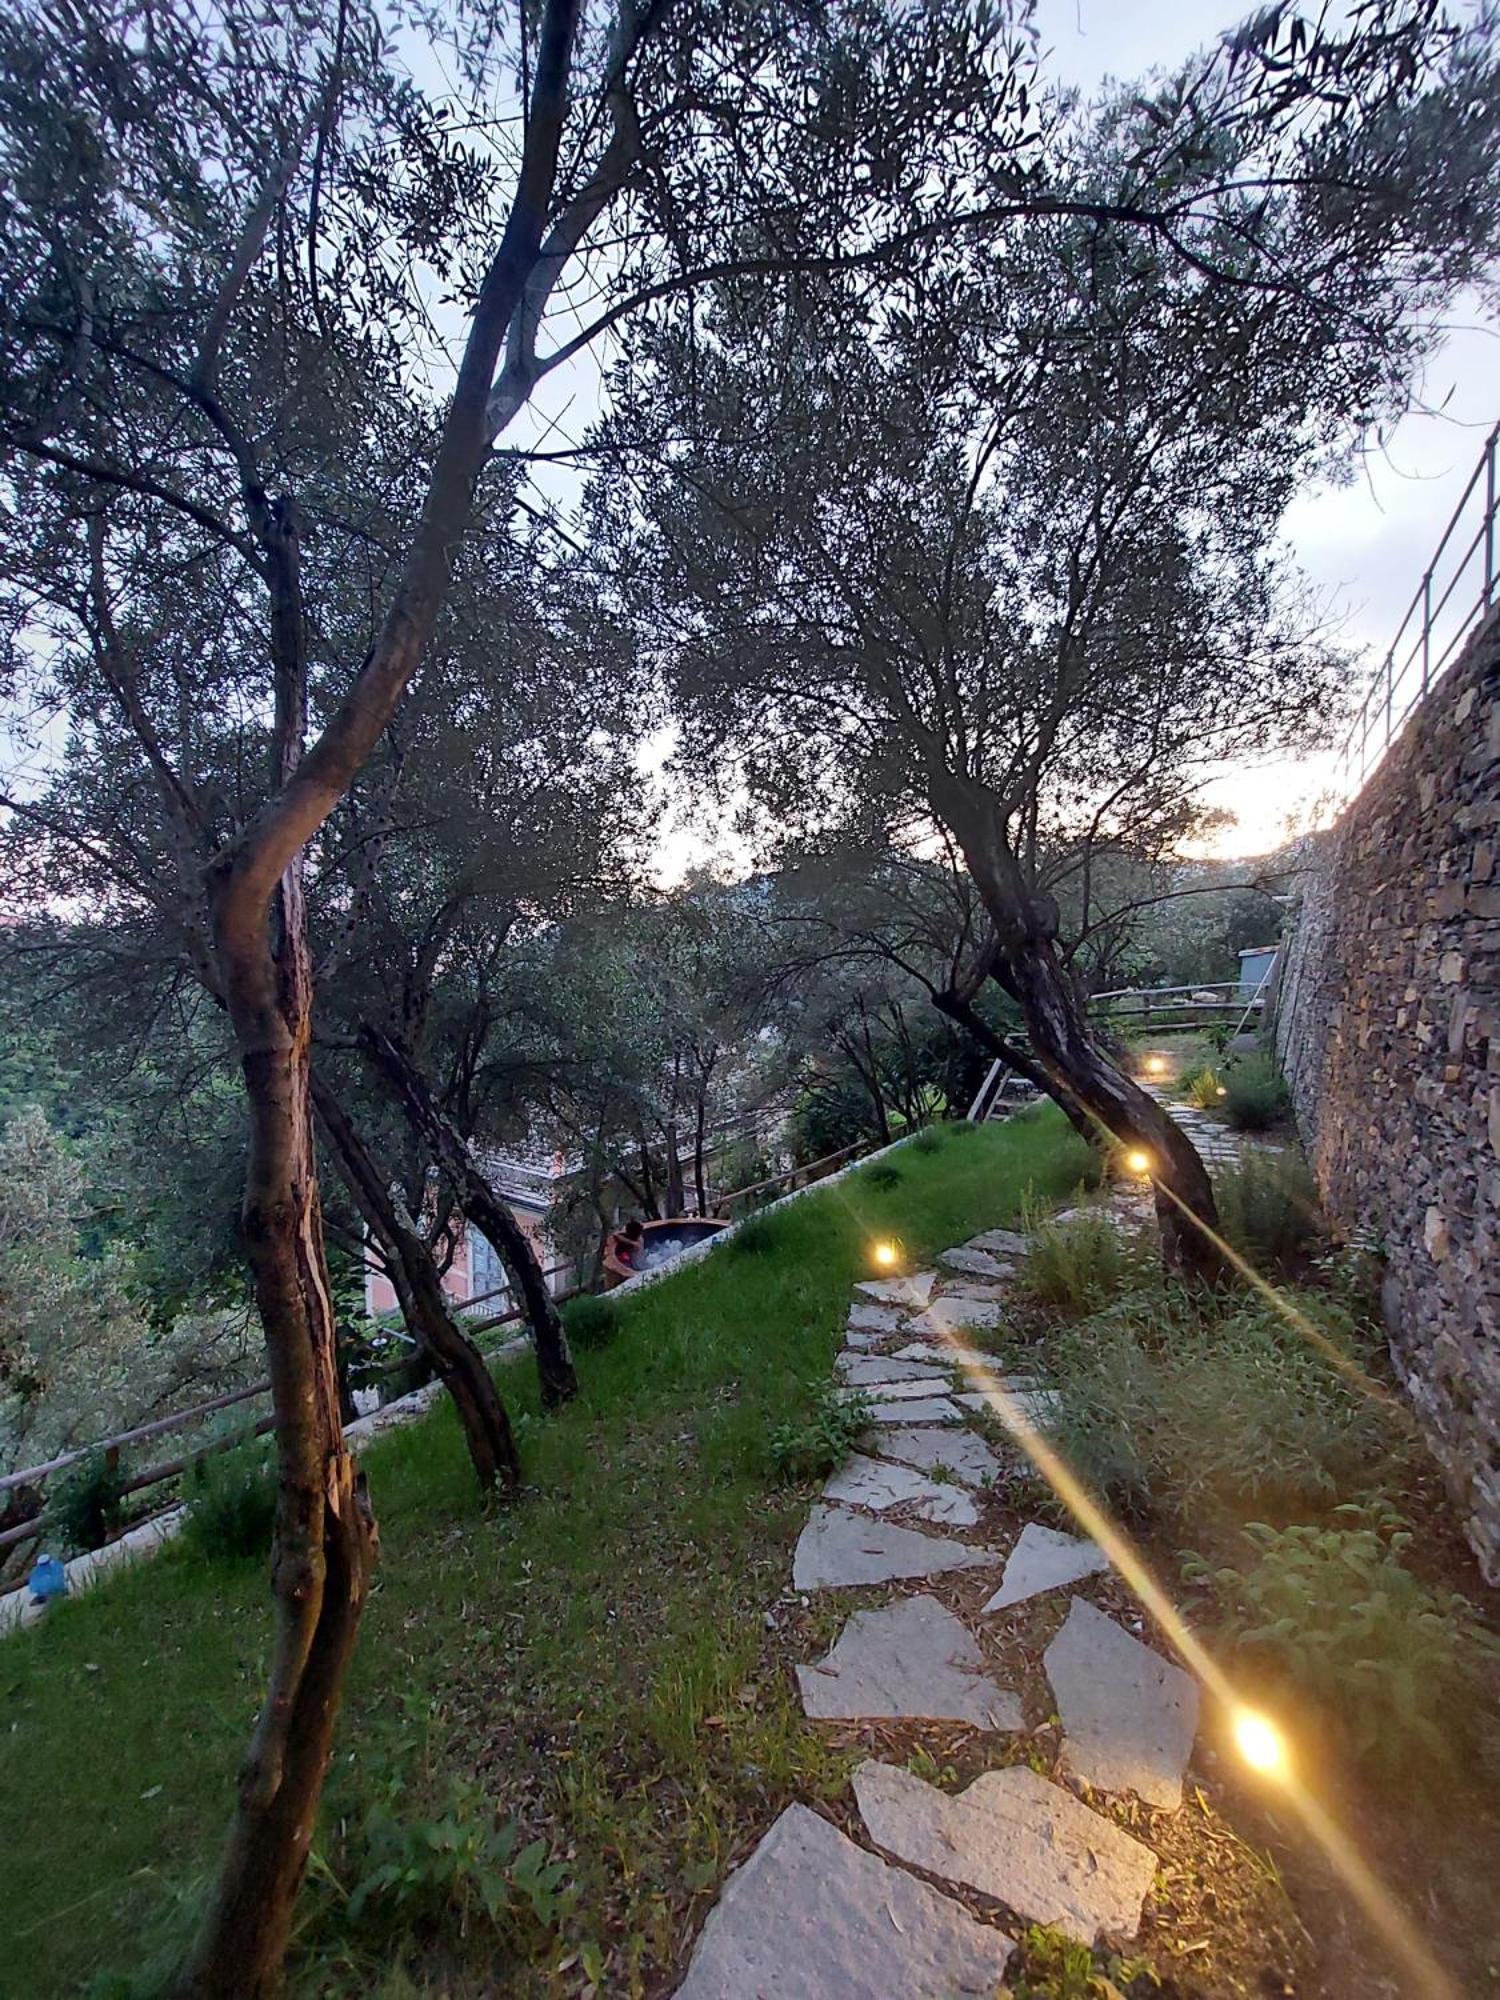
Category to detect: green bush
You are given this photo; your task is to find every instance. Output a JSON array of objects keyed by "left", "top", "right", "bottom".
[
  {"left": 1215, "top": 1147, "right": 1322, "bottom": 1271},
  {"left": 862, "top": 1161, "right": 904, "bottom": 1190},
  {"left": 907, "top": 1125, "right": 945, "bottom": 1153},
  {"left": 51, "top": 1449, "right": 127, "bottom": 1555},
  {"left": 1021, "top": 1210, "right": 1143, "bottom": 1317},
  {"left": 183, "top": 1437, "right": 277, "bottom": 1562},
  {"left": 1048, "top": 1288, "right": 1402, "bottom": 1527},
  {"left": 1186, "top": 1506, "right": 1500, "bottom": 1778},
  {"left": 1051, "top": 1128, "right": 1106, "bottom": 1192},
  {"left": 768, "top": 1384, "right": 872, "bottom": 1482},
  {"left": 1220, "top": 1052, "right": 1289, "bottom": 1131},
  {"left": 562, "top": 1292, "right": 618, "bottom": 1351}
]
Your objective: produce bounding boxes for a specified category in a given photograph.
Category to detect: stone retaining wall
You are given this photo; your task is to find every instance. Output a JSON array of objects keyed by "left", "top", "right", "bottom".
[{"left": 1275, "top": 608, "right": 1500, "bottom": 1583}]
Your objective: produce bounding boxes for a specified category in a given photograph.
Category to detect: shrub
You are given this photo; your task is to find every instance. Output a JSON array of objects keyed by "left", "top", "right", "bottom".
[
  {"left": 1220, "top": 1052, "right": 1289, "bottom": 1131},
  {"left": 1021, "top": 1210, "right": 1143, "bottom": 1317},
  {"left": 907, "top": 1125, "right": 945, "bottom": 1153},
  {"left": 1181, "top": 1064, "right": 1224, "bottom": 1110},
  {"left": 1186, "top": 1506, "right": 1500, "bottom": 1778},
  {"left": 862, "top": 1162, "right": 904, "bottom": 1190},
  {"left": 183, "top": 1437, "right": 277, "bottom": 1562},
  {"left": 1215, "top": 1148, "right": 1322, "bottom": 1272},
  {"left": 1050, "top": 1129, "right": 1106, "bottom": 1192},
  {"left": 768, "top": 1384, "right": 872, "bottom": 1482},
  {"left": 52, "top": 1449, "right": 127, "bottom": 1555},
  {"left": 1048, "top": 1288, "right": 1402, "bottom": 1527},
  {"left": 562, "top": 1292, "right": 618, "bottom": 1352}
]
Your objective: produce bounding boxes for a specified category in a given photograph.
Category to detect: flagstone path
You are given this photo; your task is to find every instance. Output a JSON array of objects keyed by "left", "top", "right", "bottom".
[{"left": 676, "top": 1090, "right": 1246, "bottom": 1995}]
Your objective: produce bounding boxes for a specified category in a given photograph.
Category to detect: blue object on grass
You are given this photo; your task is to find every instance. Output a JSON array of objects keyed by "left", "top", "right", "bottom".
[{"left": 28, "top": 1553, "right": 67, "bottom": 1604}]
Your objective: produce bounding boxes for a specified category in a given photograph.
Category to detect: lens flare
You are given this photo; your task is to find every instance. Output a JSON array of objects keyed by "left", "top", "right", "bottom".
[
  {"left": 1145, "top": 1055, "right": 1168, "bottom": 1077},
  {"left": 1234, "top": 1708, "right": 1288, "bottom": 1776},
  {"left": 1124, "top": 1148, "right": 1153, "bottom": 1176},
  {"left": 871, "top": 1239, "right": 898, "bottom": 1268}
]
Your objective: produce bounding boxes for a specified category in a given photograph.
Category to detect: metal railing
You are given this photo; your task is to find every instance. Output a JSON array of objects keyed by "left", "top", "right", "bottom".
[{"left": 1339, "top": 420, "right": 1499, "bottom": 794}]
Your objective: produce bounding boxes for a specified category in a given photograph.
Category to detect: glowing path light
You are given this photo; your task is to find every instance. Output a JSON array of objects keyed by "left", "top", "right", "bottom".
[
  {"left": 1123, "top": 1147, "right": 1153, "bottom": 1177},
  {"left": 1232, "top": 1708, "right": 1288, "bottom": 1777},
  {"left": 870, "top": 1239, "right": 899, "bottom": 1269}
]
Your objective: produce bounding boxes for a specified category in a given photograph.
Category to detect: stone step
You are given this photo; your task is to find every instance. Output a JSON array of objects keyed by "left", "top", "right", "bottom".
[
  {"left": 798, "top": 1595, "right": 1022, "bottom": 1728},
  {"left": 674, "top": 1803, "right": 1014, "bottom": 1999},
  {"left": 871, "top": 1426, "right": 1007, "bottom": 1486},
  {"left": 854, "top": 1758, "right": 1158, "bottom": 1946},
  {"left": 792, "top": 1505, "right": 1000, "bottom": 1589},
  {"left": 982, "top": 1523, "right": 1109, "bottom": 1612},
  {"left": 822, "top": 1452, "right": 979, "bottom": 1528},
  {"left": 1044, "top": 1597, "right": 1199, "bottom": 1811}
]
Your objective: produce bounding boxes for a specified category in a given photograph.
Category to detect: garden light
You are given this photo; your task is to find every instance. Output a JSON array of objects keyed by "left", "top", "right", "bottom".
[
  {"left": 1123, "top": 1148, "right": 1153, "bottom": 1177},
  {"left": 1233, "top": 1707, "right": 1289, "bottom": 1778},
  {"left": 1145, "top": 1054, "right": 1168, "bottom": 1077},
  {"left": 871, "top": 1239, "right": 899, "bottom": 1269}
]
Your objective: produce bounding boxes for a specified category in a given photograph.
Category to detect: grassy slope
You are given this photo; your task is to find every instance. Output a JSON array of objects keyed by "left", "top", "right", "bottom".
[{"left": 0, "top": 1110, "right": 1089, "bottom": 1998}]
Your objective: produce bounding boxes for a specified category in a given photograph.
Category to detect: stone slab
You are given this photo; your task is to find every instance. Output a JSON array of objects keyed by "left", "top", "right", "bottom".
[
  {"left": 792, "top": 1505, "right": 998, "bottom": 1589},
  {"left": 842, "top": 1377, "right": 966, "bottom": 1403},
  {"left": 915, "top": 1295, "right": 1005, "bottom": 1332},
  {"left": 855, "top": 1271, "right": 936, "bottom": 1308},
  {"left": 874, "top": 1426, "right": 1006, "bottom": 1485},
  {"left": 982, "top": 1523, "right": 1109, "bottom": 1612},
  {"left": 675, "top": 1803, "right": 1013, "bottom": 1999},
  {"left": 797, "top": 1594, "right": 1021, "bottom": 1727},
  {"left": 854, "top": 1759, "right": 1157, "bottom": 1946},
  {"left": 956, "top": 1387, "right": 1059, "bottom": 1428},
  {"left": 847, "top": 1301, "right": 906, "bottom": 1336},
  {"left": 966, "top": 1228, "right": 1030, "bottom": 1257},
  {"left": 1044, "top": 1597, "right": 1199, "bottom": 1810},
  {"left": 939, "top": 1246, "right": 1015, "bottom": 1280},
  {"left": 837, "top": 1354, "right": 953, "bottom": 1387},
  {"left": 823, "top": 1452, "right": 979, "bottom": 1527},
  {"left": 842, "top": 1328, "right": 881, "bottom": 1352},
  {"left": 860, "top": 1396, "right": 966, "bottom": 1426},
  {"left": 893, "top": 1341, "right": 994, "bottom": 1370}
]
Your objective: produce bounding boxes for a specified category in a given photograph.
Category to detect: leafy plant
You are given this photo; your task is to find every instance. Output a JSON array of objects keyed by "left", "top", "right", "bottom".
[
  {"left": 1010, "top": 1923, "right": 1158, "bottom": 1998},
  {"left": 863, "top": 1161, "right": 904, "bottom": 1190},
  {"left": 562, "top": 1292, "right": 618, "bottom": 1352},
  {"left": 182, "top": 1435, "right": 277, "bottom": 1562},
  {"left": 1181, "top": 1063, "right": 1225, "bottom": 1110},
  {"left": 1221, "top": 1052, "right": 1289, "bottom": 1131},
  {"left": 1186, "top": 1506, "right": 1500, "bottom": 1777},
  {"left": 340, "top": 1777, "right": 576, "bottom": 1941},
  {"left": 51, "top": 1448, "right": 126, "bottom": 1555},
  {"left": 1021, "top": 1208, "right": 1143, "bottom": 1316},
  {"left": 768, "top": 1383, "right": 872, "bottom": 1482},
  {"left": 1214, "top": 1148, "right": 1322, "bottom": 1271},
  {"left": 908, "top": 1125, "right": 945, "bottom": 1153}
]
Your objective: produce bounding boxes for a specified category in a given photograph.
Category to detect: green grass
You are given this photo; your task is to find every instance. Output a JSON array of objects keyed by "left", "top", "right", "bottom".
[{"left": 0, "top": 1109, "right": 1088, "bottom": 1998}]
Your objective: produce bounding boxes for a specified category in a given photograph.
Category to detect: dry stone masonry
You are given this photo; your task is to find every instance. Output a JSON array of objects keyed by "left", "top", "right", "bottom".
[{"left": 1276, "top": 608, "right": 1500, "bottom": 1581}]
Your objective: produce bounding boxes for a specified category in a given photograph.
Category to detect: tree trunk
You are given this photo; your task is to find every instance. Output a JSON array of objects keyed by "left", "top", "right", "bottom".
[
  {"left": 179, "top": 863, "right": 377, "bottom": 1997},
  {"left": 995, "top": 935, "right": 1223, "bottom": 1278},
  {"left": 664, "top": 1117, "right": 686, "bottom": 1215},
  {"left": 359, "top": 1025, "right": 578, "bottom": 1408},
  {"left": 927, "top": 774, "right": 1224, "bottom": 1281},
  {"left": 312, "top": 1079, "right": 521, "bottom": 1494}
]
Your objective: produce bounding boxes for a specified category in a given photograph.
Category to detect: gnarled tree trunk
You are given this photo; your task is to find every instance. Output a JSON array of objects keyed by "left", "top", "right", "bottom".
[
  {"left": 359, "top": 1025, "right": 578, "bottom": 1408},
  {"left": 178, "top": 856, "right": 377, "bottom": 1998},
  {"left": 928, "top": 772, "right": 1224, "bottom": 1281},
  {"left": 312, "top": 1079, "right": 521, "bottom": 1494}
]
